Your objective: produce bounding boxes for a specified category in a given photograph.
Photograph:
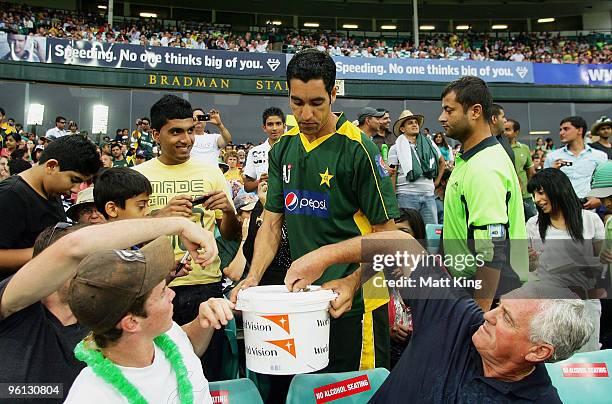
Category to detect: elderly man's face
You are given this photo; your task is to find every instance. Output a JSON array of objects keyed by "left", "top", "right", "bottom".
[{"left": 472, "top": 298, "right": 542, "bottom": 364}]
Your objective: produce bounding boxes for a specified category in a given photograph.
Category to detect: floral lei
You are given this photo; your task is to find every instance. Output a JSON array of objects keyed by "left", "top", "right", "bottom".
[{"left": 74, "top": 334, "right": 194, "bottom": 404}]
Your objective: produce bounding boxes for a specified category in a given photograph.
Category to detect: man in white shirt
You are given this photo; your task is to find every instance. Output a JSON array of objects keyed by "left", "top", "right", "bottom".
[
  {"left": 243, "top": 107, "right": 286, "bottom": 192},
  {"left": 65, "top": 226, "right": 233, "bottom": 404},
  {"left": 388, "top": 109, "right": 445, "bottom": 225},
  {"left": 45, "top": 116, "right": 68, "bottom": 140},
  {"left": 190, "top": 107, "right": 233, "bottom": 166}
]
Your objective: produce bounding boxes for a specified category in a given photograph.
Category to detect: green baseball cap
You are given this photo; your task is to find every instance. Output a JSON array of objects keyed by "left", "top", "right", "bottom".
[{"left": 587, "top": 161, "right": 612, "bottom": 198}]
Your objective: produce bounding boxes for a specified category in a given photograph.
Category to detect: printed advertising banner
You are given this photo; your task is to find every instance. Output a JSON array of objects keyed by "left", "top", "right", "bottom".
[
  {"left": 1, "top": 35, "right": 610, "bottom": 87},
  {"left": 331, "top": 56, "right": 535, "bottom": 83},
  {"left": 45, "top": 37, "right": 285, "bottom": 77}
]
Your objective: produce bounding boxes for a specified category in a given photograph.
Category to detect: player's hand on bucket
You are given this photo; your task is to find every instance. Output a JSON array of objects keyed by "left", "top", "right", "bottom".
[
  {"left": 197, "top": 298, "right": 235, "bottom": 330},
  {"left": 229, "top": 276, "right": 259, "bottom": 304},
  {"left": 321, "top": 273, "right": 360, "bottom": 318},
  {"left": 285, "top": 250, "right": 328, "bottom": 292}
]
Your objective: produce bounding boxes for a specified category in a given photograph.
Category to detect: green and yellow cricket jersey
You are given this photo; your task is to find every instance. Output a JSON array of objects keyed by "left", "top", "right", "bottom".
[
  {"left": 266, "top": 113, "right": 399, "bottom": 316},
  {"left": 443, "top": 136, "right": 528, "bottom": 285}
]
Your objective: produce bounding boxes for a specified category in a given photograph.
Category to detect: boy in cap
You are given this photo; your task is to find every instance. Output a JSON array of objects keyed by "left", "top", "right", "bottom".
[
  {"left": 133, "top": 149, "right": 147, "bottom": 165},
  {"left": 0, "top": 217, "right": 220, "bottom": 400},
  {"left": 65, "top": 220, "right": 231, "bottom": 403}
]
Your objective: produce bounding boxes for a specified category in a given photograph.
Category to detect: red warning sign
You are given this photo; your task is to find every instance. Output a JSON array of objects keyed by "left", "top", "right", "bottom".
[
  {"left": 562, "top": 363, "right": 609, "bottom": 378},
  {"left": 210, "top": 389, "right": 229, "bottom": 403},
  {"left": 313, "top": 374, "right": 371, "bottom": 403},
  {"left": 261, "top": 314, "right": 291, "bottom": 334},
  {"left": 266, "top": 338, "right": 297, "bottom": 357}
]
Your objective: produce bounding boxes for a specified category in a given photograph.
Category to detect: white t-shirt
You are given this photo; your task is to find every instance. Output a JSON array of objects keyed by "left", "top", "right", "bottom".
[
  {"left": 191, "top": 133, "right": 222, "bottom": 166},
  {"left": 243, "top": 140, "right": 272, "bottom": 180},
  {"left": 388, "top": 138, "right": 441, "bottom": 196},
  {"left": 45, "top": 127, "right": 68, "bottom": 140},
  {"left": 527, "top": 210, "right": 605, "bottom": 291},
  {"left": 65, "top": 322, "right": 212, "bottom": 404}
]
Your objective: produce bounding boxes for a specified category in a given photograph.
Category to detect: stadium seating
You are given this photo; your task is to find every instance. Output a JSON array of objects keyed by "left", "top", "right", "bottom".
[
  {"left": 545, "top": 349, "right": 612, "bottom": 404},
  {"left": 286, "top": 368, "right": 390, "bottom": 404}
]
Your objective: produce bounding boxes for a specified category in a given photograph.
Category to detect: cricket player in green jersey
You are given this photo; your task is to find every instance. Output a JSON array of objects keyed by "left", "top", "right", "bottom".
[
  {"left": 439, "top": 76, "right": 528, "bottom": 312},
  {"left": 231, "top": 49, "right": 399, "bottom": 372}
]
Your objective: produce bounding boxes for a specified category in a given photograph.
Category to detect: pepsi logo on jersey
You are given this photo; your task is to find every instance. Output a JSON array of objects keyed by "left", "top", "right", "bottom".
[{"left": 284, "top": 190, "right": 329, "bottom": 218}]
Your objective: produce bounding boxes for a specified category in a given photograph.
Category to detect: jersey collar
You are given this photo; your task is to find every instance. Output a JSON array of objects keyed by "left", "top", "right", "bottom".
[
  {"left": 459, "top": 136, "right": 499, "bottom": 162},
  {"left": 299, "top": 112, "right": 346, "bottom": 153}
]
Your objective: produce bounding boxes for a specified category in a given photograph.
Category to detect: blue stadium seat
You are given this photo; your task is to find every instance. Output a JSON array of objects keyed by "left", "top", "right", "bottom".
[
  {"left": 208, "top": 378, "right": 263, "bottom": 404},
  {"left": 425, "top": 224, "right": 443, "bottom": 254},
  {"left": 286, "top": 368, "right": 390, "bottom": 404},
  {"left": 545, "top": 349, "right": 612, "bottom": 404}
]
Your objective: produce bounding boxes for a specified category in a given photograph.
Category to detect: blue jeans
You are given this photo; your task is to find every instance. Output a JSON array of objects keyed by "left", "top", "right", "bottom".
[{"left": 397, "top": 193, "right": 439, "bottom": 225}]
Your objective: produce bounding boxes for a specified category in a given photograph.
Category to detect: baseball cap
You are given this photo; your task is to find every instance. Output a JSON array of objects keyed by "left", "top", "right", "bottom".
[
  {"left": 357, "top": 107, "right": 385, "bottom": 123},
  {"left": 135, "top": 149, "right": 147, "bottom": 159},
  {"left": 587, "top": 161, "right": 612, "bottom": 198},
  {"left": 233, "top": 193, "right": 258, "bottom": 212},
  {"left": 68, "top": 236, "right": 175, "bottom": 333}
]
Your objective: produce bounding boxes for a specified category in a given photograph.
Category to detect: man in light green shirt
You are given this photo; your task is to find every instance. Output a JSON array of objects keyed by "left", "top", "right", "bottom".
[
  {"left": 505, "top": 119, "right": 536, "bottom": 219},
  {"left": 439, "top": 77, "right": 528, "bottom": 312}
]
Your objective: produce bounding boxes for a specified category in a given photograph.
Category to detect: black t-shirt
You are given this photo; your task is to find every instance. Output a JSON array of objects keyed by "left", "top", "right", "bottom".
[
  {"left": 242, "top": 200, "right": 292, "bottom": 286},
  {"left": 0, "top": 175, "right": 66, "bottom": 279},
  {"left": 590, "top": 142, "right": 612, "bottom": 160},
  {"left": 0, "top": 277, "right": 87, "bottom": 403},
  {"left": 370, "top": 265, "right": 561, "bottom": 403}
]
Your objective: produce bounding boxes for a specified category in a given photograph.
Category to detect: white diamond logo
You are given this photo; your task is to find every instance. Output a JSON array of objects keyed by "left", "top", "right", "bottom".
[
  {"left": 267, "top": 58, "right": 281, "bottom": 71},
  {"left": 515, "top": 66, "right": 528, "bottom": 79}
]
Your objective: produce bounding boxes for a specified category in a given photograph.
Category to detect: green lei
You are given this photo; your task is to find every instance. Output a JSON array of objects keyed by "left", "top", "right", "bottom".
[{"left": 74, "top": 334, "right": 194, "bottom": 404}]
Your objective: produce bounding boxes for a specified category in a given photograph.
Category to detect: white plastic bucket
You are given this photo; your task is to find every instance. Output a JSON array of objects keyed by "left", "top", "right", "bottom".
[{"left": 236, "top": 285, "right": 337, "bottom": 375}]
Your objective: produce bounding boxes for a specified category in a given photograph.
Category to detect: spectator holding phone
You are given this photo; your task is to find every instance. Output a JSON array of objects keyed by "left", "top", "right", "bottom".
[
  {"left": 133, "top": 95, "right": 239, "bottom": 382},
  {"left": 544, "top": 116, "right": 607, "bottom": 208},
  {"left": 190, "top": 107, "right": 233, "bottom": 166}
]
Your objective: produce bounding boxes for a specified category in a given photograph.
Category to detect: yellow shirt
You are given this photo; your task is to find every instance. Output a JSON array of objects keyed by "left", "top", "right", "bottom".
[
  {"left": 224, "top": 168, "right": 243, "bottom": 183},
  {"left": 133, "top": 158, "right": 234, "bottom": 286},
  {"left": 0, "top": 123, "right": 16, "bottom": 134}
]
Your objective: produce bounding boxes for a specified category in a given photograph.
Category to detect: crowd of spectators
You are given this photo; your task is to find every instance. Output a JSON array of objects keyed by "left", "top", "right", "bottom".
[
  {"left": 1, "top": 1, "right": 610, "bottom": 63},
  {"left": 0, "top": 64, "right": 611, "bottom": 401},
  {"left": 283, "top": 31, "right": 611, "bottom": 64}
]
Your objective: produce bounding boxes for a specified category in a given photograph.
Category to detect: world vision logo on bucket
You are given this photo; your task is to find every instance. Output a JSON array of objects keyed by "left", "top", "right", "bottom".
[
  {"left": 266, "top": 338, "right": 297, "bottom": 358},
  {"left": 261, "top": 314, "right": 290, "bottom": 334}
]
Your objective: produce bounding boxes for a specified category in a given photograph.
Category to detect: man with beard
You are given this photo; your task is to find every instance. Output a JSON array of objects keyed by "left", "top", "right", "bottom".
[
  {"left": 372, "top": 109, "right": 398, "bottom": 151},
  {"left": 243, "top": 107, "right": 286, "bottom": 192},
  {"left": 590, "top": 116, "right": 612, "bottom": 159},
  {"left": 439, "top": 76, "right": 527, "bottom": 311}
]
